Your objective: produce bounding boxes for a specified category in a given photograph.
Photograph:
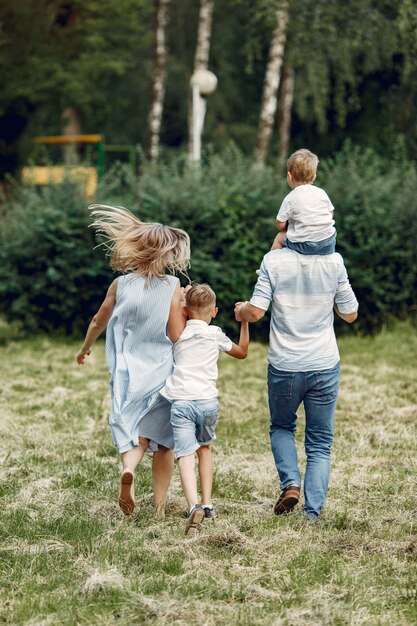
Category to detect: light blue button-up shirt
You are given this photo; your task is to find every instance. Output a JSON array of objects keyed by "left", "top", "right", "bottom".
[{"left": 250, "top": 249, "right": 358, "bottom": 372}]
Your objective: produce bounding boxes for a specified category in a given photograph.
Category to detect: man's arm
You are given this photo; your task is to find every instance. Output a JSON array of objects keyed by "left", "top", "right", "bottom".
[
  {"left": 334, "top": 305, "right": 357, "bottom": 324},
  {"left": 334, "top": 262, "right": 359, "bottom": 325}
]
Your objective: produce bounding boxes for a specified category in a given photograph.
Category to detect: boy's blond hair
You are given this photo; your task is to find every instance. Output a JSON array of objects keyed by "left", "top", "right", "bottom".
[
  {"left": 89, "top": 205, "right": 190, "bottom": 281},
  {"left": 287, "top": 149, "right": 319, "bottom": 184},
  {"left": 186, "top": 283, "right": 216, "bottom": 312}
]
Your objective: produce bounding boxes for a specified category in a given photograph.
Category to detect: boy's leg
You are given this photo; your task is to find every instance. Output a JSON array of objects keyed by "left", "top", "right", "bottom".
[
  {"left": 170, "top": 401, "right": 200, "bottom": 511},
  {"left": 171, "top": 400, "right": 207, "bottom": 534},
  {"left": 194, "top": 398, "right": 218, "bottom": 515},
  {"left": 271, "top": 231, "right": 286, "bottom": 250},
  {"left": 178, "top": 453, "right": 206, "bottom": 536},
  {"left": 152, "top": 446, "right": 174, "bottom": 519},
  {"left": 197, "top": 444, "right": 213, "bottom": 506},
  {"left": 178, "top": 453, "right": 199, "bottom": 510}
]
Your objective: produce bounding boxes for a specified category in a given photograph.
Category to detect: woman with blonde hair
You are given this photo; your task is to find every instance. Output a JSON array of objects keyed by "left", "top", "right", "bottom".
[{"left": 76, "top": 205, "right": 190, "bottom": 517}]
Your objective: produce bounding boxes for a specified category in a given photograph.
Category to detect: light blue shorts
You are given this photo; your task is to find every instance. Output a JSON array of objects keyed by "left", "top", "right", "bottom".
[
  {"left": 170, "top": 398, "right": 219, "bottom": 459},
  {"left": 286, "top": 232, "right": 336, "bottom": 255}
]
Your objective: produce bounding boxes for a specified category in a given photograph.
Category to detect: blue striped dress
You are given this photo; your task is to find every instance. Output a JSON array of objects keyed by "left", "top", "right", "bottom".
[{"left": 105, "top": 273, "right": 178, "bottom": 453}]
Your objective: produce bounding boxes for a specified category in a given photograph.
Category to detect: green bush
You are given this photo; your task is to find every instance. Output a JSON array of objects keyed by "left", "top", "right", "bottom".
[
  {"left": 0, "top": 179, "right": 112, "bottom": 335},
  {"left": 320, "top": 143, "right": 417, "bottom": 332},
  {"left": 0, "top": 143, "right": 416, "bottom": 337}
]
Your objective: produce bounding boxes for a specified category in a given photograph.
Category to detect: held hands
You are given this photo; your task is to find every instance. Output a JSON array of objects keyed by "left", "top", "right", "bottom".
[
  {"left": 234, "top": 301, "right": 248, "bottom": 322},
  {"left": 76, "top": 349, "right": 91, "bottom": 365}
]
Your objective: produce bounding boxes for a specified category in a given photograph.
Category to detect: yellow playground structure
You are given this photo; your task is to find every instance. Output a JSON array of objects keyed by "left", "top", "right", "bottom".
[
  {"left": 21, "top": 135, "right": 104, "bottom": 199},
  {"left": 21, "top": 135, "right": 137, "bottom": 198}
]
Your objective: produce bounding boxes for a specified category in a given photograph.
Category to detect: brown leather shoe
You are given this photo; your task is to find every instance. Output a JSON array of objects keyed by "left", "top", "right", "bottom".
[{"left": 274, "top": 484, "right": 301, "bottom": 515}]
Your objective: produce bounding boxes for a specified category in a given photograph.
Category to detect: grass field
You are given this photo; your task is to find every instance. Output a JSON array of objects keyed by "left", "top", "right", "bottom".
[{"left": 0, "top": 324, "right": 416, "bottom": 625}]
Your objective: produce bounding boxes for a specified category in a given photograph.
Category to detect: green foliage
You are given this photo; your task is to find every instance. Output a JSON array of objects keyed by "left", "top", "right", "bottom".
[
  {"left": 2, "top": 0, "right": 417, "bottom": 176},
  {"left": 0, "top": 179, "right": 112, "bottom": 334},
  {"left": 288, "top": 0, "right": 398, "bottom": 132},
  {"left": 0, "top": 144, "right": 416, "bottom": 336},
  {"left": 0, "top": 0, "right": 153, "bottom": 173},
  {"left": 320, "top": 142, "right": 417, "bottom": 332}
]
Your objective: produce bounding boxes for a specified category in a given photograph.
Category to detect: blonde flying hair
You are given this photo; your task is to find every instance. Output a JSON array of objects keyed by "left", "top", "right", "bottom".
[
  {"left": 287, "top": 149, "right": 319, "bottom": 184},
  {"left": 186, "top": 283, "right": 216, "bottom": 312},
  {"left": 89, "top": 204, "right": 190, "bottom": 281}
]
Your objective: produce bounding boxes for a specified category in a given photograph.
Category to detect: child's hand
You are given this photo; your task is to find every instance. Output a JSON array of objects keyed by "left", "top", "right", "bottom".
[
  {"left": 76, "top": 349, "right": 91, "bottom": 365},
  {"left": 180, "top": 284, "right": 192, "bottom": 308}
]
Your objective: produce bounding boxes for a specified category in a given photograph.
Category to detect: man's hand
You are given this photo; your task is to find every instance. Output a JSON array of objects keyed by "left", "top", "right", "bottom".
[
  {"left": 234, "top": 301, "right": 248, "bottom": 321},
  {"left": 235, "top": 301, "right": 266, "bottom": 323}
]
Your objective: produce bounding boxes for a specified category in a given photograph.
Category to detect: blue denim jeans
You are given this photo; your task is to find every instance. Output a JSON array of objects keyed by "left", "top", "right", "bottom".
[{"left": 268, "top": 361, "right": 340, "bottom": 519}]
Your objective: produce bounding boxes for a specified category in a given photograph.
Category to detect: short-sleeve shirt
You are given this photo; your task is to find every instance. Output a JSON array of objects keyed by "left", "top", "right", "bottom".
[
  {"left": 277, "top": 184, "right": 336, "bottom": 242},
  {"left": 160, "top": 320, "right": 233, "bottom": 401},
  {"left": 250, "top": 249, "right": 358, "bottom": 372}
]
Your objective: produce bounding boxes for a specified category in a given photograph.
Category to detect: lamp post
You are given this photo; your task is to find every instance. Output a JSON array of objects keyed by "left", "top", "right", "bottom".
[{"left": 190, "top": 69, "right": 217, "bottom": 163}]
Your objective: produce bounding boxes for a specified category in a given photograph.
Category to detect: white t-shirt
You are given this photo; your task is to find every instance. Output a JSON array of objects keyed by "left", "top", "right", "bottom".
[
  {"left": 276, "top": 184, "right": 335, "bottom": 243},
  {"left": 160, "top": 320, "right": 233, "bottom": 401}
]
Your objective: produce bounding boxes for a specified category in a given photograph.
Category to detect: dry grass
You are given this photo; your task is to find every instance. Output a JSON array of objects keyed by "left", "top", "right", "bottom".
[{"left": 0, "top": 325, "right": 416, "bottom": 625}]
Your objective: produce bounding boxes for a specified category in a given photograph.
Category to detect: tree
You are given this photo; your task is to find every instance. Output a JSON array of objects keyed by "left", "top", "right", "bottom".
[
  {"left": 286, "top": 0, "right": 399, "bottom": 138},
  {"left": 188, "top": 0, "right": 215, "bottom": 161},
  {"left": 255, "top": 0, "right": 289, "bottom": 168},
  {"left": 277, "top": 63, "right": 294, "bottom": 167},
  {"left": 1, "top": 0, "right": 417, "bottom": 176},
  {"left": 146, "top": 0, "right": 170, "bottom": 162},
  {"left": 0, "top": 0, "right": 154, "bottom": 176}
]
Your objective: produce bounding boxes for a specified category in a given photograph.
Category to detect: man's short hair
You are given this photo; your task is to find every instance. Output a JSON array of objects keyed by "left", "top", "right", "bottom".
[
  {"left": 287, "top": 149, "right": 319, "bottom": 183},
  {"left": 186, "top": 283, "right": 216, "bottom": 311}
]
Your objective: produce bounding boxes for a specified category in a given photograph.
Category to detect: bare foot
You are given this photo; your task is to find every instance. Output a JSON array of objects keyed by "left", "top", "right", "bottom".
[{"left": 119, "top": 470, "right": 135, "bottom": 516}]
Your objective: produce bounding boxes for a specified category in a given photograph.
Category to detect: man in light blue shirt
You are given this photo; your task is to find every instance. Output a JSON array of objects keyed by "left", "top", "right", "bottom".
[{"left": 235, "top": 248, "right": 358, "bottom": 521}]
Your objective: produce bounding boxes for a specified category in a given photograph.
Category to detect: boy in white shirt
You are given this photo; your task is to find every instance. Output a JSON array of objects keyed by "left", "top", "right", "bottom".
[
  {"left": 160, "top": 283, "right": 249, "bottom": 536},
  {"left": 272, "top": 148, "right": 336, "bottom": 255}
]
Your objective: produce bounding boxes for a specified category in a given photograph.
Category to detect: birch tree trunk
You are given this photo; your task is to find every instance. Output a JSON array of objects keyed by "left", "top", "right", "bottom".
[
  {"left": 146, "top": 0, "right": 170, "bottom": 163},
  {"left": 61, "top": 106, "right": 81, "bottom": 165},
  {"left": 277, "top": 64, "right": 294, "bottom": 169},
  {"left": 188, "top": 0, "right": 215, "bottom": 161},
  {"left": 58, "top": 5, "right": 82, "bottom": 165},
  {"left": 255, "top": 1, "right": 289, "bottom": 168}
]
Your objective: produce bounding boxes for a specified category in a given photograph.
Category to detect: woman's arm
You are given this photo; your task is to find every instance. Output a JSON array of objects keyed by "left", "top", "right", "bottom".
[
  {"left": 76, "top": 279, "right": 118, "bottom": 364},
  {"left": 166, "top": 282, "right": 187, "bottom": 342}
]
